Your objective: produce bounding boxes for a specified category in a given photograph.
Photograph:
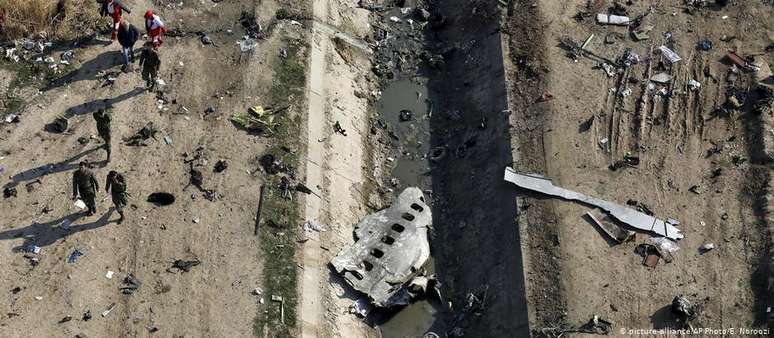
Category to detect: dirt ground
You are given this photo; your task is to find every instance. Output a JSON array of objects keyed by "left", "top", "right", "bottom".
[
  {"left": 3, "top": 0, "right": 774, "bottom": 337},
  {"left": 0, "top": 0, "right": 308, "bottom": 337},
  {"left": 507, "top": 0, "right": 774, "bottom": 335}
]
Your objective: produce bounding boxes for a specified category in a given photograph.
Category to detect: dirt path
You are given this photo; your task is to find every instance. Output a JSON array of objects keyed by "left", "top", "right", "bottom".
[
  {"left": 298, "top": 0, "right": 378, "bottom": 337},
  {"left": 298, "top": 0, "right": 327, "bottom": 335},
  {"left": 0, "top": 0, "right": 305, "bottom": 336}
]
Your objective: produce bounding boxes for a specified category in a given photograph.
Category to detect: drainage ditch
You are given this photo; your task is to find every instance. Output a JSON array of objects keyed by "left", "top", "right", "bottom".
[{"left": 366, "top": 0, "right": 530, "bottom": 336}]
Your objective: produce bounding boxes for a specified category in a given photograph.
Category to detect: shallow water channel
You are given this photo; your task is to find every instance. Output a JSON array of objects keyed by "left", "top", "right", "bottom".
[{"left": 373, "top": 78, "right": 441, "bottom": 337}]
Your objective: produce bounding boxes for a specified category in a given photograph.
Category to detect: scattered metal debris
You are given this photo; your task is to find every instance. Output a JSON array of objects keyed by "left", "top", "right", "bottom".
[
  {"left": 657, "top": 45, "right": 681, "bottom": 63},
  {"left": 596, "top": 13, "right": 630, "bottom": 26},
  {"left": 333, "top": 121, "right": 347, "bottom": 136},
  {"left": 699, "top": 243, "right": 715, "bottom": 254},
  {"left": 124, "top": 122, "right": 159, "bottom": 146},
  {"left": 120, "top": 274, "right": 141, "bottom": 294},
  {"left": 539, "top": 315, "right": 612, "bottom": 337},
  {"left": 672, "top": 295, "right": 700, "bottom": 326},
  {"left": 101, "top": 303, "right": 116, "bottom": 317},
  {"left": 170, "top": 259, "right": 201, "bottom": 273},
  {"left": 67, "top": 249, "right": 83, "bottom": 264},
  {"left": 331, "top": 187, "right": 431, "bottom": 307},
  {"left": 504, "top": 168, "right": 683, "bottom": 240},
  {"left": 585, "top": 210, "right": 635, "bottom": 244}
]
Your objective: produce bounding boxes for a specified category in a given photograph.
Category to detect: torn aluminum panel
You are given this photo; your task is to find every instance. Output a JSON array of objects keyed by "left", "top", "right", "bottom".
[
  {"left": 331, "top": 187, "right": 431, "bottom": 307},
  {"left": 585, "top": 210, "right": 635, "bottom": 244},
  {"left": 504, "top": 168, "right": 683, "bottom": 240}
]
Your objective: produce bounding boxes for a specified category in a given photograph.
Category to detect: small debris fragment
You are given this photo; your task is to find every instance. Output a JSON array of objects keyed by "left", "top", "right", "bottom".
[
  {"left": 697, "top": 39, "right": 713, "bottom": 51},
  {"left": 121, "top": 273, "right": 141, "bottom": 294},
  {"left": 101, "top": 303, "right": 116, "bottom": 317},
  {"left": 214, "top": 160, "right": 228, "bottom": 173},
  {"left": 651, "top": 73, "right": 673, "bottom": 84},
  {"left": 399, "top": 109, "right": 413, "bottom": 122},
  {"left": 67, "top": 249, "right": 83, "bottom": 264},
  {"left": 688, "top": 79, "right": 701, "bottom": 91},
  {"left": 170, "top": 259, "right": 201, "bottom": 273},
  {"left": 333, "top": 121, "right": 347, "bottom": 136},
  {"left": 4, "top": 186, "right": 17, "bottom": 198},
  {"left": 596, "top": 13, "right": 630, "bottom": 26},
  {"left": 699, "top": 243, "right": 715, "bottom": 254},
  {"left": 658, "top": 45, "right": 681, "bottom": 63},
  {"left": 671, "top": 295, "right": 699, "bottom": 324},
  {"left": 303, "top": 220, "right": 326, "bottom": 233}
]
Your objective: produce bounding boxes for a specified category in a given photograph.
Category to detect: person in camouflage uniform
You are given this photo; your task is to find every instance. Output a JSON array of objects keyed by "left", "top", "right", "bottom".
[
  {"left": 72, "top": 161, "right": 99, "bottom": 216},
  {"left": 138, "top": 41, "right": 161, "bottom": 91},
  {"left": 105, "top": 170, "right": 128, "bottom": 223},
  {"left": 93, "top": 108, "right": 112, "bottom": 161}
]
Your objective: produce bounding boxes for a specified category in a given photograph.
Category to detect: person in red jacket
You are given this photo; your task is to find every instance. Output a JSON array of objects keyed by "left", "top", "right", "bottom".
[
  {"left": 100, "top": 0, "right": 131, "bottom": 41},
  {"left": 144, "top": 10, "right": 167, "bottom": 48}
]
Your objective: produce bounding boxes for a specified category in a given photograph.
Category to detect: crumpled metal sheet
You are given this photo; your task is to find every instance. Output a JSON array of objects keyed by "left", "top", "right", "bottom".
[
  {"left": 504, "top": 168, "right": 683, "bottom": 240},
  {"left": 331, "top": 187, "right": 431, "bottom": 307}
]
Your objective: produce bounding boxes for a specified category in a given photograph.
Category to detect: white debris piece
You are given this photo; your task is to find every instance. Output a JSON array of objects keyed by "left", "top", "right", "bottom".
[
  {"left": 650, "top": 237, "right": 680, "bottom": 253},
  {"left": 596, "top": 13, "right": 630, "bottom": 26},
  {"left": 74, "top": 200, "right": 86, "bottom": 210},
  {"left": 688, "top": 79, "right": 701, "bottom": 91},
  {"left": 650, "top": 73, "right": 673, "bottom": 84},
  {"left": 503, "top": 168, "right": 684, "bottom": 240},
  {"left": 658, "top": 45, "right": 682, "bottom": 63},
  {"left": 303, "top": 220, "right": 326, "bottom": 233},
  {"left": 238, "top": 38, "right": 257, "bottom": 52},
  {"left": 331, "top": 188, "right": 431, "bottom": 307},
  {"left": 699, "top": 243, "right": 715, "bottom": 253}
]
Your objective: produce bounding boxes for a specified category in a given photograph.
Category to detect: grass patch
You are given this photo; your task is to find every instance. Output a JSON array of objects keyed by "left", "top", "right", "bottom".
[
  {"left": 0, "top": 0, "right": 102, "bottom": 40},
  {"left": 254, "top": 35, "right": 308, "bottom": 338}
]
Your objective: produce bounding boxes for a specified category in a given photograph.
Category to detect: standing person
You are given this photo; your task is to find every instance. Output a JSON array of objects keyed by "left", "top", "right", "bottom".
[
  {"left": 144, "top": 10, "right": 167, "bottom": 48},
  {"left": 93, "top": 108, "right": 112, "bottom": 161},
  {"left": 105, "top": 171, "right": 128, "bottom": 223},
  {"left": 116, "top": 20, "right": 139, "bottom": 72},
  {"left": 138, "top": 42, "right": 161, "bottom": 91},
  {"left": 72, "top": 162, "right": 99, "bottom": 216},
  {"left": 100, "top": 0, "right": 131, "bottom": 42}
]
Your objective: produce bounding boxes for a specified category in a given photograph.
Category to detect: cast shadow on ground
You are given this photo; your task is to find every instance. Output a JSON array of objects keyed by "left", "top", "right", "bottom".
[
  {"left": 0, "top": 209, "right": 116, "bottom": 250},
  {"left": 650, "top": 304, "right": 682, "bottom": 330},
  {"left": 41, "top": 50, "right": 123, "bottom": 91},
  {"left": 2, "top": 147, "right": 105, "bottom": 189},
  {"left": 59, "top": 87, "right": 145, "bottom": 118}
]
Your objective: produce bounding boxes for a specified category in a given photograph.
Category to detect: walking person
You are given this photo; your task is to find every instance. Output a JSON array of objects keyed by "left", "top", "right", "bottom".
[
  {"left": 93, "top": 108, "right": 113, "bottom": 161},
  {"left": 72, "top": 162, "right": 99, "bottom": 216},
  {"left": 105, "top": 171, "right": 128, "bottom": 223},
  {"left": 144, "top": 10, "right": 167, "bottom": 48},
  {"left": 138, "top": 42, "right": 161, "bottom": 91},
  {"left": 100, "top": 0, "right": 131, "bottom": 42},
  {"left": 116, "top": 20, "right": 139, "bottom": 73}
]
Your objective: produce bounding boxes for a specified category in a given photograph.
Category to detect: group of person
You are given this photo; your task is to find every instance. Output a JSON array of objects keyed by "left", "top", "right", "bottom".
[
  {"left": 68, "top": 1, "right": 172, "bottom": 222},
  {"left": 100, "top": 0, "right": 164, "bottom": 90},
  {"left": 71, "top": 107, "right": 127, "bottom": 223}
]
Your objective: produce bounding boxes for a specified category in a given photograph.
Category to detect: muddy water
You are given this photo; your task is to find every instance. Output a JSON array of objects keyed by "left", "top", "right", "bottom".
[
  {"left": 377, "top": 78, "right": 432, "bottom": 189},
  {"left": 374, "top": 78, "right": 442, "bottom": 337}
]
